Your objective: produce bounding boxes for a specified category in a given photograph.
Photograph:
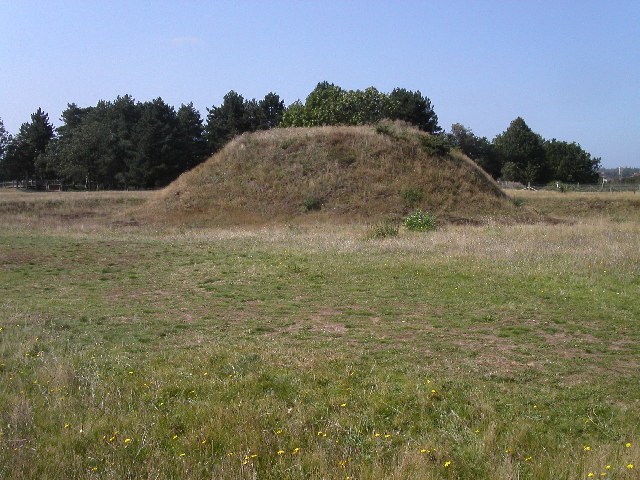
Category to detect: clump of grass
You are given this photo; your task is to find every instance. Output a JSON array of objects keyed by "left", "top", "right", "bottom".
[
  {"left": 512, "top": 197, "right": 525, "bottom": 207},
  {"left": 375, "top": 122, "right": 395, "bottom": 137},
  {"left": 403, "top": 209, "right": 436, "bottom": 231},
  {"left": 400, "top": 187, "right": 424, "bottom": 207},
  {"left": 365, "top": 219, "right": 400, "bottom": 239},
  {"left": 302, "top": 194, "right": 322, "bottom": 212}
]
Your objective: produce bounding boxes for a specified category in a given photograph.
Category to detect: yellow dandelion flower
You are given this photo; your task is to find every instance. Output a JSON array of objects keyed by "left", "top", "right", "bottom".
[
  {"left": 625, "top": 442, "right": 632, "bottom": 447},
  {"left": 275, "top": 429, "right": 283, "bottom": 434},
  {"left": 128, "top": 371, "right": 133, "bottom": 375},
  {"left": 524, "top": 456, "right": 533, "bottom": 462},
  {"left": 431, "top": 389, "right": 437, "bottom": 393},
  {"left": 292, "top": 448, "right": 300, "bottom": 454},
  {"left": 277, "top": 450, "right": 285, "bottom": 455},
  {"left": 420, "top": 449, "right": 429, "bottom": 453},
  {"left": 124, "top": 438, "right": 131, "bottom": 443},
  {"left": 444, "top": 461, "right": 451, "bottom": 467},
  {"left": 179, "top": 453, "right": 186, "bottom": 457},
  {"left": 172, "top": 434, "right": 178, "bottom": 439},
  {"left": 605, "top": 465, "right": 611, "bottom": 470},
  {"left": 584, "top": 446, "right": 591, "bottom": 451},
  {"left": 91, "top": 467, "right": 98, "bottom": 471},
  {"left": 340, "top": 403, "right": 347, "bottom": 407},
  {"left": 627, "top": 464, "right": 634, "bottom": 469},
  {"left": 384, "top": 434, "right": 391, "bottom": 438},
  {"left": 227, "top": 452, "right": 234, "bottom": 456},
  {"left": 600, "top": 473, "right": 607, "bottom": 477},
  {"left": 201, "top": 440, "right": 207, "bottom": 444},
  {"left": 505, "top": 449, "right": 513, "bottom": 453},
  {"left": 64, "top": 424, "right": 70, "bottom": 429},
  {"left": 374, "top": 433, "right": 381, "bottom": 437},
  {"left": 588, "top": 473, "right": 594, "bottom": 477}
]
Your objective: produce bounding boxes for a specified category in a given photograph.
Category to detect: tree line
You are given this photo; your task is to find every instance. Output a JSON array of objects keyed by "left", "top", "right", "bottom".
[
  {"left": 0, "top": 93, "right": 286, "bottom": 189},
  {"left": 447, "top": 118, "right": 601, "bottom": 184},
  {"left": 0, "top": 82, "right": 601, "bottom": 189}
]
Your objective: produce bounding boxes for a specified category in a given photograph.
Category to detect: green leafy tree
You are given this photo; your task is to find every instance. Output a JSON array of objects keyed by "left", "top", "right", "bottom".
[
  {"left": 304, "top": 81, "right": 347, "bottom": 125},
  {"left": 493, "top": 117, "right": 549, "bottom": 184},
  {"left": 448, "top": 123, "right": 501, "bottom": 178},
  {"left": 281, "top": 82, "right": 440, "bottom": 133},
  {"left": 280, "top": 100, "right": 309, "bottom": 127},
  {"left": 341, "top": 87, "right": 385, "bottom": 125},
  {"left": 544, "top": 139, "right": 600, "bottom": 183},
  {"left": 382, "top": 88, "right": 441, "bottom": 133}
]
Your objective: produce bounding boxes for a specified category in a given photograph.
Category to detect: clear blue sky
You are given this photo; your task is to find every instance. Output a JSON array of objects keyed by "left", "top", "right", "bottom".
[{"left": 1, "top": 0, "right": 638, "bottom": 168}]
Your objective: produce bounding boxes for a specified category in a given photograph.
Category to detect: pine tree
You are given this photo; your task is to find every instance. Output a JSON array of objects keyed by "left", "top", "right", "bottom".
[
  {"left": 3, "top": 108, "right": 54, "bottom": 182},
  {"left": 0, "top": 118, "right": 12, "bottom": 180},
  {"left": 177, "top": 102, "right": 209, "bottom": 170}
]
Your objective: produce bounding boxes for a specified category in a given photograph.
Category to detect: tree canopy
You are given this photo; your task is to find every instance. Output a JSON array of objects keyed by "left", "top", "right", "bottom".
[{"left": 281, "top": 82, "right": 441, "bottom": 133}]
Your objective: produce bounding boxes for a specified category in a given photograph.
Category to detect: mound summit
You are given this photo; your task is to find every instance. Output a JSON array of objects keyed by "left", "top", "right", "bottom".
[{"left": 138, "top": 122, "right": 515, "bottom": 225}]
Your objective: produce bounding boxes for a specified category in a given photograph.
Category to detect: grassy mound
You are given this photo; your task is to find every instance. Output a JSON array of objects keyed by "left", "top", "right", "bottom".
[{"left": 138, "top": 121, "right": 516, "bottom": 225}]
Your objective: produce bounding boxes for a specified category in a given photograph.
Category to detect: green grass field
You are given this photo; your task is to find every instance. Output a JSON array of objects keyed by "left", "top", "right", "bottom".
[{"left": 0, "top": 190, "right": 638, "bottom": 479}]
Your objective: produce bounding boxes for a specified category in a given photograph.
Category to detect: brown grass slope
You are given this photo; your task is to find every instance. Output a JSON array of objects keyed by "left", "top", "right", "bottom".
[{"left": 138, "top": 122, "right": 518, "bottom": 226}]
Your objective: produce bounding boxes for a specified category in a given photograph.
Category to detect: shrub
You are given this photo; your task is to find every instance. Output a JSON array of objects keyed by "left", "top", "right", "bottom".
[
  {"left": 400, "top": 188, "right": 424, "bottom": 207},
  {"left": 416, "top": 134, "right": 450, "bottom": 156},
  {"left": 403, "top": 209, "right": 436, "bottom": 231},
  {"left": 302, "top": 194, "right": 322, "bottom": 212},
  {"left": 375, "top": 123, "right": 395, "bottom": 137},
  {"left": 366, "top": 220, "right": 400, "bottom": 239}
]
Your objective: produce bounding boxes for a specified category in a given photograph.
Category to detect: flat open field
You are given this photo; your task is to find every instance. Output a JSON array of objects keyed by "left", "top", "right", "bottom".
[{"left": 0, "top": 189, "right": 638, "bottom": 479}]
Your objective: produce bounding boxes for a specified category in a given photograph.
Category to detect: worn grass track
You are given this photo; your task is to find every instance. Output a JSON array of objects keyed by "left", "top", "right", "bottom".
[{"left": 0, "top": 190, "right": 638, "bottom": 479}]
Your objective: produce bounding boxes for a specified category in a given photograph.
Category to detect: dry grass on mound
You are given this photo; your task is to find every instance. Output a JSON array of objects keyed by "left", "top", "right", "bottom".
[{"left": 137, "top": 122, "right": 519, "bottom": 226}]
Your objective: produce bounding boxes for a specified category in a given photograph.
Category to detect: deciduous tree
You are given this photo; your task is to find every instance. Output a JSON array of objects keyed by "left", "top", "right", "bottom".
[{"left": 544, "top": 139, "right": 600, "bottom": 183}]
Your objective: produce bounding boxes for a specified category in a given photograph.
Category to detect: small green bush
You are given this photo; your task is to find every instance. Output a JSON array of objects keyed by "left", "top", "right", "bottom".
[
  {"left": 416, "top": 134, "right": 450, "bottom": 156},
  {"left": 366, "top": 220, "right": 400, "bottom": 239},
  {"left": 403, "top": 209, "right": 436, "bottom": 231},
  {"left": 400, "top": 188, "right": 424, "bottom": 207},
  {"left": 375, "top": 123, "right": 395, "bottom": 137},
  {"left": 302, "top": 195, "right": 322, "bottom": 212}
]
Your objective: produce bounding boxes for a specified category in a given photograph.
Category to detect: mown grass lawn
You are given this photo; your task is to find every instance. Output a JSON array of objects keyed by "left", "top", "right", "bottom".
[{"left": 0, "top": 191, "right": 638, "bottom": 479}]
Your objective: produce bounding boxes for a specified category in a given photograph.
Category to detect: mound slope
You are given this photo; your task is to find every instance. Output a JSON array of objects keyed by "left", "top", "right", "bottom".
[{"left": 138, "top": 122, "right": 516, "bottom": 225}]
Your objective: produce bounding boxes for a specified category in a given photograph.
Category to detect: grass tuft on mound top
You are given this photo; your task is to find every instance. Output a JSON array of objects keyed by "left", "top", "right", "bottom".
[{"left": 137, "top": 121, "right": 516, "bottom": 226}]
